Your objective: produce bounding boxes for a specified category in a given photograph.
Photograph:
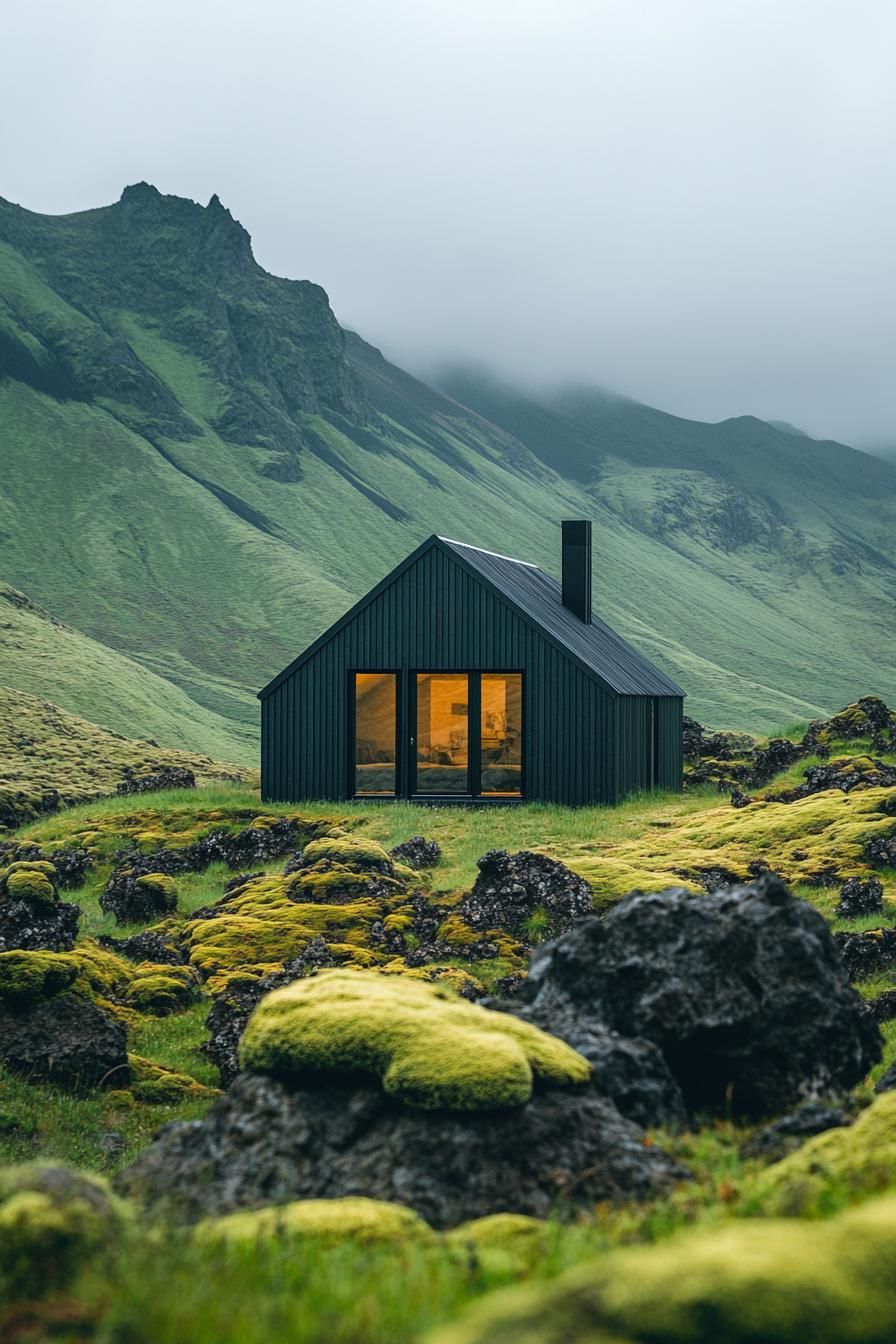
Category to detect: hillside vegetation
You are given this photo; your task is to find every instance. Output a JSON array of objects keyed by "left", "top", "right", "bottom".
[
  {"left": 0, "top": 185, "right": 894, "bottom": 750},
  {"left": 0, "top": 685, "right": 255, "bottom": 828},
  {"left": 0, "top": 584, "right": 254, "bottom": 763}
]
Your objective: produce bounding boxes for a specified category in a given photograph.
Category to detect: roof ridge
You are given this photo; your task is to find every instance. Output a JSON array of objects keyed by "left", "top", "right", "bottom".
[{"left": 438, "top": 537, "right": 540, "bottom": 569}]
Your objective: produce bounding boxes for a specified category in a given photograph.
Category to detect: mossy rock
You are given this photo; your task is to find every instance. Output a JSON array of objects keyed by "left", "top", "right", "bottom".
[
  {"left": 196, "top": 1195, "right": 434, "bottom": 1248},
  {"left": 301, "top": 836, "right": 394, "bottom": 873},
  {"left": 134, "top": 872, "right": 179, "bottom": 912},
  {"left": 0, "top": 949, "right": 78, "bottom": 1005},
  {"left": 115, "top": 1055, "right": 219, "bottom": 1104},
  {"left": 2, "top": 862, "right": 58, "bottom": 910},
  {"left": 124, "top": 964, "right": 201, "bottom": 1015},
  {"left": 749, "top": 1089, "right": 896, "bottom": 1216},
  {"left": 427, "top": 1193, "right": 896, "bottom": 1344},
  {"left": 239, "top": 969, "right": 591, "bottom": 1111},
  {"left": 0, "top": 1164, "right": 131, "bottom": 1300}
]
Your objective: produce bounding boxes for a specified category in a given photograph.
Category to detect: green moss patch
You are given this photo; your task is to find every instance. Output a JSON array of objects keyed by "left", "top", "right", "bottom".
[
  {"left": 428, "top": 1192, "right": 896, "bottom": 1344},
  {"left": 197, "top": 1196, "right": 434, "bottom": 1249},
  {"left": 239, "top": 969, "right": 591, "bottom": 1111},
  {"left": 748, "top": 1090, "right": 896, "bottom": 1216},
  {"left": 571, "top": 787, "right": 896, "bottom": 897}
]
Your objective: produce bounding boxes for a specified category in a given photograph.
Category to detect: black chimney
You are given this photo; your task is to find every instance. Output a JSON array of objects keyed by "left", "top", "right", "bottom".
[{"left": 561, "top": 520, "right": 592, "bottom": 624}]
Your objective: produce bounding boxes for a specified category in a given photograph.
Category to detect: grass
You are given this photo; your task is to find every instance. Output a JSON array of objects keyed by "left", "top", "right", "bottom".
[{"left": 0, "top": 686, "right": 255, "bottom": 820}]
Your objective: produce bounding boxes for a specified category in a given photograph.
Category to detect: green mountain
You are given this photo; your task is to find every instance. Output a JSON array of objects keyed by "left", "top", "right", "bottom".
[{"left": 0, "top": 182, "right": 894, "bottom": 743}]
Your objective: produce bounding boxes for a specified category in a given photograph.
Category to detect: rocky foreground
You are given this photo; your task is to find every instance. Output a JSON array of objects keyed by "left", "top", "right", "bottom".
[{"left": 1, "top": 698, "right": 896, "bottom": 1340}]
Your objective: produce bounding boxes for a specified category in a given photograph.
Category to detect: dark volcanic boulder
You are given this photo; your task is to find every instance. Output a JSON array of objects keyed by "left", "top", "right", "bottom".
[
  {"left": 834, "top": 927, "right": 896, "bottom": 980},
  {"left": 504, "top": 998, "right": 686, "bottom": 1131},
  {"left": 866, "top": 989, "right": 896, "bottom": 1024},
  {"left": 101, "top": 869, "right": 178, "bottom": 925},
  {"left": 389, "top": 836, "right": 442, "bottom": 869},
  {"left": 0, "top": 860, "right": 81, "bottom": 952},
  {"left": 460, "top": 850, "right": 593, "bottom": 938},
  {"left": 521, "top": 876, "right": 882, "bottom": 1117},
  {"left": 99, "top": 924, "right": 188, "bottom": 965},
  {"left": 836, "top": 876, "right": 885, "bottom": 920},
  {"left": 0, "top": 991, "right": 129, "bottom": 1090},
  {"left": 117, "top": 1071, "right": 687, "bottom": 1226}
]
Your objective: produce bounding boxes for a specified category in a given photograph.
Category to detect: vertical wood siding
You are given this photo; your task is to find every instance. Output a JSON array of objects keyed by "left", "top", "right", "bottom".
[{"left": 262, "top": 546, "right": 679, "bottom": 805}]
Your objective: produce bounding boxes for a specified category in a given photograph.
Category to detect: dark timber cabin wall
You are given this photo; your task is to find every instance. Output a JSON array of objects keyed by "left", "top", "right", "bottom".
[
  {"left": 263, "top": 544, "right": 613, "bottom": 805},
  {"left": 261, "top": 542, "right": 682, "bottom": 806}
]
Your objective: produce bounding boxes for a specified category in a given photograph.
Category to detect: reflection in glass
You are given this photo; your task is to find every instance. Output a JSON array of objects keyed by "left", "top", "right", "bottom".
[
  {"left": 354, "top": 673, "right": 397, "bottom": 795},
  {"left": 480, "top": 673, "right": 522, "bottom": 796},
  {"left": 415, "top": 673, "right": 469, "bottom": 794}
]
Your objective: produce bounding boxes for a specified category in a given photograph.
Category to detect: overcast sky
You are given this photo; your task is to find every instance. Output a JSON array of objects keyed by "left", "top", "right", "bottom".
[{"left": 4, "top": 0, "right": 896, "bottom": 446}]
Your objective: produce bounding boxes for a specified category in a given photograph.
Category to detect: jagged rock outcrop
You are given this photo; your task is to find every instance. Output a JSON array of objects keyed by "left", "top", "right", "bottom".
[
  {"left": 117, "top": 1072, "right": 687, "bottom": 1227},
  {"left": 520, "top": 876, "right": 881, "bottom": 1117},
  {"left": 0, "top": 991, "right": 129, "bottom": 1090},
  {"left": 389, "top": 836, "right": 442, "bottom": 869},
  {"left": 0, "top": 860, "right": 81, "bottom": 952},
  {"left": 836, "top": 875, "right": 885, "bottom": 920},
  {"left": 834, "top": 927, "right": 896, "bottom": 980},
  {"left": 459, "top": 850, "right": 593, "bottom": 939}
]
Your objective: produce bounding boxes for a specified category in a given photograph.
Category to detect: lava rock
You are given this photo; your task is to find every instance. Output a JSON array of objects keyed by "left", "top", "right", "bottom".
[
  {"left": 748, "top": 738, "right": 804, "bottom": 785},
  {"left": 117, "top": 1071, "right": 688, "bottom": 1226},
  {"left": 100, "top": 870, "right": 178, "bottom": 926},
  {"left": 741, "top": 1100, "right": 854, "bottom": 1162},
  {"left": 116, "top": 765, "right": 196, "bottom": 795},
  {"left": 98, "top": 926, "right": 188, "bottom": 965},
  {"left": 459, "top": 850, "right": 593, "bottom": 939},
  {"left": 0, "top": 992, "right": 129, "bottom": 1090},
  {"left": 521, "top": 876, "right": 882, "bottom": 1118},
  {"left": 496, "top": 997, "right": 686, "bottom": 1131},
  {"left": 0, "top": 897, "right": 81, "bottom": 953},
  {"left": 730, "top": 788, "right": 754, "bottom": 808},
  {"left": 202, "top": 937, "right": 341, "bottom": 1086},
  {"left": 866, "top": 830, "right": 896, "bottom": 868},
  {"left": 389, "top": 836, "right": 442, "bottom": 870},
  {"left": 834, "top": 928, "right": 896, "bottom": 980},
  {"left": 866, "top": 990, "right": 896, "bottom": 1024},
  {"left": 8, "top": 846, "right": 94, "bottom": 890},
  {"left": 836, "top": 876, "right": 885, "bottom": 920}
]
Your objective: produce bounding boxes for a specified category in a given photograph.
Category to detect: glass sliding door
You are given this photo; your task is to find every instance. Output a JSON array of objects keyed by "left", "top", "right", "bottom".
[
  {"left": 353, "top": 673, "right": 397, "bottom": 796},
  {"left": 415, "top": 673, "right": 469, "bottom": 794},
  {"left": 480, "top": 673, "right": 522, "bottom": 796}
]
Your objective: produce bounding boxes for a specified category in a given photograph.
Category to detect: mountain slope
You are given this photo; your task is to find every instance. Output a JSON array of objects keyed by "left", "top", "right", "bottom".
[
  {"left": 0, "top": 584, "right": 254, "bottom": 762},
  {"left": 0, "top": 183, "right": 894, "bottom": 739}
]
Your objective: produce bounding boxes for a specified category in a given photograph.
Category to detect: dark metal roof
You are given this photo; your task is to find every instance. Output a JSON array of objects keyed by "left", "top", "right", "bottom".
[
  {"left": 438, "top": 537, "right": 684, "bottom": 698},
  {"left": 258, "top": 533, "right": 684, "bottom": 699}
]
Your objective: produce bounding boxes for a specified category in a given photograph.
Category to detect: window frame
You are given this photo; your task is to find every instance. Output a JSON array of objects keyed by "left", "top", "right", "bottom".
[
  {"left": 347, "top": 669, "right": 525, "bottom": 802},
  {"left": 348, "top": 670, "right": 402, "bottom": 800}
]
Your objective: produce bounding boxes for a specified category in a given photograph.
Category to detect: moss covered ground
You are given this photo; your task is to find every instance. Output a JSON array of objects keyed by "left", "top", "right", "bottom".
[{"left": 1, "top": 730, "right": 895, "bottom": 1341}]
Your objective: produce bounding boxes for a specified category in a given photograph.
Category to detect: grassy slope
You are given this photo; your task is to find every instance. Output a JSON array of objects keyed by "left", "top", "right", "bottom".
[
  {"left": 0, "top": 685, "right": 255, "bottom": 805},
  {"left": 0, "top": 187, "right": 893, "bottom": 746},
  {"left": 0, "top": 583, "right": 255, "bottom": 763}
]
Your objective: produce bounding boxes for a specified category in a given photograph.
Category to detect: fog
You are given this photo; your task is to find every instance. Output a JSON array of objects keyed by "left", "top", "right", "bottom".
[{"left": 4, "top": 0, "right": 896, "bottom": 446}]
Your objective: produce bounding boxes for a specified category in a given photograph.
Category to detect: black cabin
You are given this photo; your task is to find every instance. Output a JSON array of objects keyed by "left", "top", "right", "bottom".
[{"left": 259, "top": 521, "right": 684, "bottom": 805}]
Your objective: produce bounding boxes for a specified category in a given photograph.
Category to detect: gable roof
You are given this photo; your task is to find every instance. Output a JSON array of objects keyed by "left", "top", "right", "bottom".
[
  {"left": 438, "top": 537, "right": 683, "bottom": 697},
  {"left": 258, "top": 534, "right": 684, "bottom": 700}
]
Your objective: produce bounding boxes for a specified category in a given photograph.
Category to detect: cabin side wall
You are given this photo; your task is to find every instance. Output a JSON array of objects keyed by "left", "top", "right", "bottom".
[
  {"left": 261, "top": 545, "right": 618, "bottom": 805},
  {"left": 614, "top": 694, "right": 684, "bottom": 796}
]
